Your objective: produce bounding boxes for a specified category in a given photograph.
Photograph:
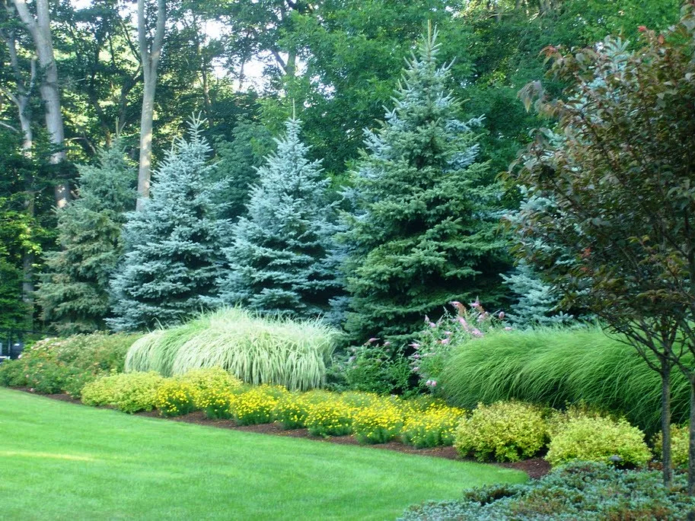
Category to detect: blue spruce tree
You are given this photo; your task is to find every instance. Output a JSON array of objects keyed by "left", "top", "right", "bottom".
[
  {"left": 108, "top": 119, "right": 229, "bottom": 331},
  {"left": 217, "top": 117, "right": 343, "bottom": 319},
  {"left": 341, "top": 26, "right": 508, "bottom": 342},
  {"left": 37, "top": 142, "right": 136, "bottom": 333}
]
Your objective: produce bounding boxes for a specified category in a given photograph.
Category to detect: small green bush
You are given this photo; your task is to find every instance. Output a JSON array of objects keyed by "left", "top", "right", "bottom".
[
  {"left": 155, "top": 379, "right": 197, "bottom": 417},
  {"left": 455, "top": 401, "right": 548, "bottom": 462},
  {"left": 653, "top": 424, "right": 689, "bottom": 470},
  {"left": 546, "top": 416, "right": 652, "bottom": 467},
  {"left": 399, "top": 462, "right": 695, "bottom": 520},
  {"left": 81, "top": 372, "right": 164, "bottom": 413}
]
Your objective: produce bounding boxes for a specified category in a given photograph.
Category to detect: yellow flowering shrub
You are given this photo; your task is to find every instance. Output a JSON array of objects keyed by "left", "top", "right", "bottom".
[
  {"left": 81, "top": 372, "right": 164, "bottom": 413},
  {"left": 455, "top": 401, "right": 548, "bottom": 462},
  {"left": 231, "top": 385, "right": 288, "bottom": 426},
  {"left": 546, "top": 416, "right": 652, "bottom": 468},
  {"left": 352, "top": 403, "right": 404, "bottom": 444},
  {"left": 402, "top": 406, "right": 465, "bottom": 448},
  {"left": 273, "top": 390, "right": 330, "bottom": 429},
  {"left": 653, "top": 424, "right": 689, "bottom": 469},
  {"left": 305, "top": 398, "right": 354, "bottom": 437},
  {"left": 155, "top": 379, "right": 197, "bottom": 417},
  {"left": 180, "top": 366, "right": 242, "bottom": 393},
  {"left": 187, "top": 368, "right": 243, "bottom": 420}
]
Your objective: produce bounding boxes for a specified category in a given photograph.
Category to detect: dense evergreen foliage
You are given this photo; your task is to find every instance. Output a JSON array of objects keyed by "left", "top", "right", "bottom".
[
  {"left": 36, "top": 144, "right": 135, "bottom": 334},
  {"left": 341, "top": 27, "right": 507, "bottom": 342},
  {"left": 217, "top": 118, "right": 343, "bottom": 318},
  {"left": 108, "top": 121, "right": 229, "bottom": 331}
]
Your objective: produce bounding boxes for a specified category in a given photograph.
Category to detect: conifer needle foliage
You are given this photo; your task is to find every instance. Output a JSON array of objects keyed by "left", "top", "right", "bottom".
[
  {"left": 341, "top": 25, "right": 508, "bottom": 342},
  {"left": 108, "top": 118, "right": 230, "bottom": 331}
]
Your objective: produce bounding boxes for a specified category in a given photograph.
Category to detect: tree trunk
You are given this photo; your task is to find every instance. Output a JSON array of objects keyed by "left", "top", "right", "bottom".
[
  {"left": 136, "top": 0, "right": 166, "bottom": 211},
  {"left": 12, "top": 0, "right": 69, "bottom": 208},
  {"left": 689, "top": 379, "right": 695, "bottom": 496},
  {"left": 661, "top": 359, "right": 673, "bottom": 487}
]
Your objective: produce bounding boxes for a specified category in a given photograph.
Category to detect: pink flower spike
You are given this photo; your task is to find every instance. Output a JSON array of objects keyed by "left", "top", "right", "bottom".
[
  {"left": 444, "top": 331, "right": 452, "bottom": 336},
  {"left": 472, "top": 328, "right": 483, "bottom": 337},
  {"left": 413, "top": 367, "right": 420, "bottom": 372},
  {"left": 366, "top": 337, "right": 379, "bottom": 344},
  {"left": 498, "top": 311, "right": 505, "bottom": 319},
  {"left": 413, "top": 354, "right": 421, "bottom": 359},
  {"left": 470, "top": 299, "right": 481, "bottom": 309},
  {"left": 383, "top": 341, "right": 391, "bottom": 346},
  {"left": 440, "top": 338, "right": 450, "bottom": 345},
  {"left": 425, "top": 380, "right": 433, "bottom": 386},
  {"left": 409, "top": 342, "right": 420, "bottom": 349},
  {"left": 430, "top": 380, "right": 437, "bottom": 387},
  {"left": 429, "top": 322, "right": 437, "bottom": 328},
  {"left": 504, "top": 326, "right": 513, "bottom": 331},
  {"left": 424, "top": 315, "right": 431, "bottom": 324}
]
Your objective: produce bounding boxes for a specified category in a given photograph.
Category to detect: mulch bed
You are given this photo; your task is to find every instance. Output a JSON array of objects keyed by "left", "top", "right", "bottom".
[{"left": 18, "top": 389, "right": 551, "bottom": 479}]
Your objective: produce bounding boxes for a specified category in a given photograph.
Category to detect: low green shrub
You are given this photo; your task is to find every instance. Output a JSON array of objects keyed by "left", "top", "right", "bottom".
[
  {"left": 439, "top": 326, "right": 691, "bottom": 434},
  {"left": 399, "top": 462, "right": 695, "bottom": 520},
  {"left": 125, "top": 308, "right": 338, "bottom": 390},
  {"left": 455, "top": 401, "right": 548, "bottom": 462},
  {"left": 81, "top": 372, "right": 164, "bottom": 413},
  {"left": 653, "top": 424, "right": 689, "bottom": 470},
  {"left": 155, "top": 379, "right": 197, "bottom": 417},
  {"left": 546, "top": 416, "right": 651, "bottom": 468},
  {"left": 340, "top": 341, "right": 414, "bottom": 396},
  {"left": 0, "top": 333, "right": 140, "bottom": 397}
]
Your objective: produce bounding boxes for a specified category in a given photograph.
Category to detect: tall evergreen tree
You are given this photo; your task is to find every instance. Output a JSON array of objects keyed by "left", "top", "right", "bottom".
[
  {"left": 36, "top": 143, "right": 135, "bottom": 334},
  {"left": 108, "top": 119, "right": 229, "bottom": 331},
  {"left": 217, "top": 117, "right": 343, "bottom": 319},
  {"left": 341, "top": 26, "right": 508, "bottom": 343}
]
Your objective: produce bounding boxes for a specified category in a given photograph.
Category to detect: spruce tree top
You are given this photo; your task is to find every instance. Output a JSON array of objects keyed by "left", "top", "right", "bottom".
[
  {"left": 343, "top": 25, "right": 507, "bottom": 342},
  {"left": 218, "top": 117, "right": 343, "bottom": 318},
  {"left": 108, "top": 118, "right": 230, "bottom": 331}
]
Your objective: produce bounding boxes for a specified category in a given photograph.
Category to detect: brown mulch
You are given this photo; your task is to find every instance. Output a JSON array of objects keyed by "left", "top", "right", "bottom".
[{"left": 18, "top": 388, "right": 550, "bottom": 479}]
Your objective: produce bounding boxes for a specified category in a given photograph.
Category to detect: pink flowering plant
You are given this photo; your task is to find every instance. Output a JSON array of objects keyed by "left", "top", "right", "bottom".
[{"left": 412, "top": 300, "right": 506, "bottom": 393}]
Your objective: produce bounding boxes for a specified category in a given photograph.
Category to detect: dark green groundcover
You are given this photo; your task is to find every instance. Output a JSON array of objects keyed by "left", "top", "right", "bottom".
[{"left": 399, "top": 462, "right": 695, "bottom": 520}]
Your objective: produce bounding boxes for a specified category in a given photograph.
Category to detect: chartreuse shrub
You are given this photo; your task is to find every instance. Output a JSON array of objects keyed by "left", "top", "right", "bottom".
[
  {"left": 81, "top": 372, "right": 164, "bottom": 413},
  {"left": 0, "top": 333, "right": 140, "bottom": 397},
  {"left": 399, "top": 462, "right": 695, "bottom": 521},
  {"left": 455, "top": 401, "right": 548, "bottom": 462},
  {"left": 402, "top": 405, "right": 465, "bottom": 449},
  {"left": 440, "top": 326, "right": 691, "bottom": 434},
  {"left": 653, "top": 424, "right": 689, "bottom": 470},
  {"left": 546, "top": 415, "right": 651, "bottom": 468},
  {"left": 154, "top": 379, "right": 197, "bottom": 417},
  {"left": 125, "top": 308, "right": 338, "bottom": 390}
]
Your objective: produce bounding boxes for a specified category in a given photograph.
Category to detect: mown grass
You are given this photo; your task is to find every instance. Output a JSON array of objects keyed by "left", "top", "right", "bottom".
[
  {"left": 126, "top": 308, "right": 338, "bottom": 390},
  {"left": 440, "top": 326, "right": 691, "bottom": 434},
  {"left": 0, "top": 389, "right": 526, "bottom": 520}
]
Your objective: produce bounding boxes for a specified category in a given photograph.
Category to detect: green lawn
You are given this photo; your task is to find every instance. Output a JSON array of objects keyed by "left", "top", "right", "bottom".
[{"left": 0, "top": 389, "right": 526, "bottom": 521}]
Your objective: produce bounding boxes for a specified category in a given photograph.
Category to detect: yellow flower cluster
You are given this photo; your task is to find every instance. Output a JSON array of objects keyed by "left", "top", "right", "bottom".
[
  {"left": 231, "top": 385, "right": 288, "bottom": 426},
  {"left": 305, "top": 398, "right": 354, "bottom": 437},
  {"left": 185, "top": 368, "right": 243, "bottom": 420},
  {"left": 401, "top": 405, "right": 465, "bottom": 448},
  {"left": 155, "top": 379, "right": 197, "bottom": 417},
  {"left": 352, "top": 402, "right": 404, "bottom": 444}
]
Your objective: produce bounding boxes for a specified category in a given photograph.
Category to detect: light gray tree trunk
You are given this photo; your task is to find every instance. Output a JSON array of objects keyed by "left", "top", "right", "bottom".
[
  {"left": 136, "top": 0, "right": 166, "bottom": 211},
  {"left": 12, "top": 0, "right": 69, "bottom": 208}
]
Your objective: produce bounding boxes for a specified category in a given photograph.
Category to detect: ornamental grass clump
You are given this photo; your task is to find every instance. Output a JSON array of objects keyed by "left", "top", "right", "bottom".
[
  {"left": 401, "top": 406, "right": 465, "bottom": 449},
  {"left": 455, "top": 401, "right": 548, "bottom": 462},
  {"left": 125, "top": 308, "right": 338, "bottom": 390},
  {"left": 230, "top": 385, "right": 288, "bottom": 426},
  {"left": 155, "top": 379, "right": 197, "bottom": 417},
  {"left": 352, "top": 402, "right": 404, "bottom": 444},
  {"left": 305, "top": 398, "right": 354, "bottom": 437},
  {"left": 546, "top": 416, "right": 652, "bottom": 468},
  {"left": 81, "top": 371, "right": 164, "bottom": 413}
]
